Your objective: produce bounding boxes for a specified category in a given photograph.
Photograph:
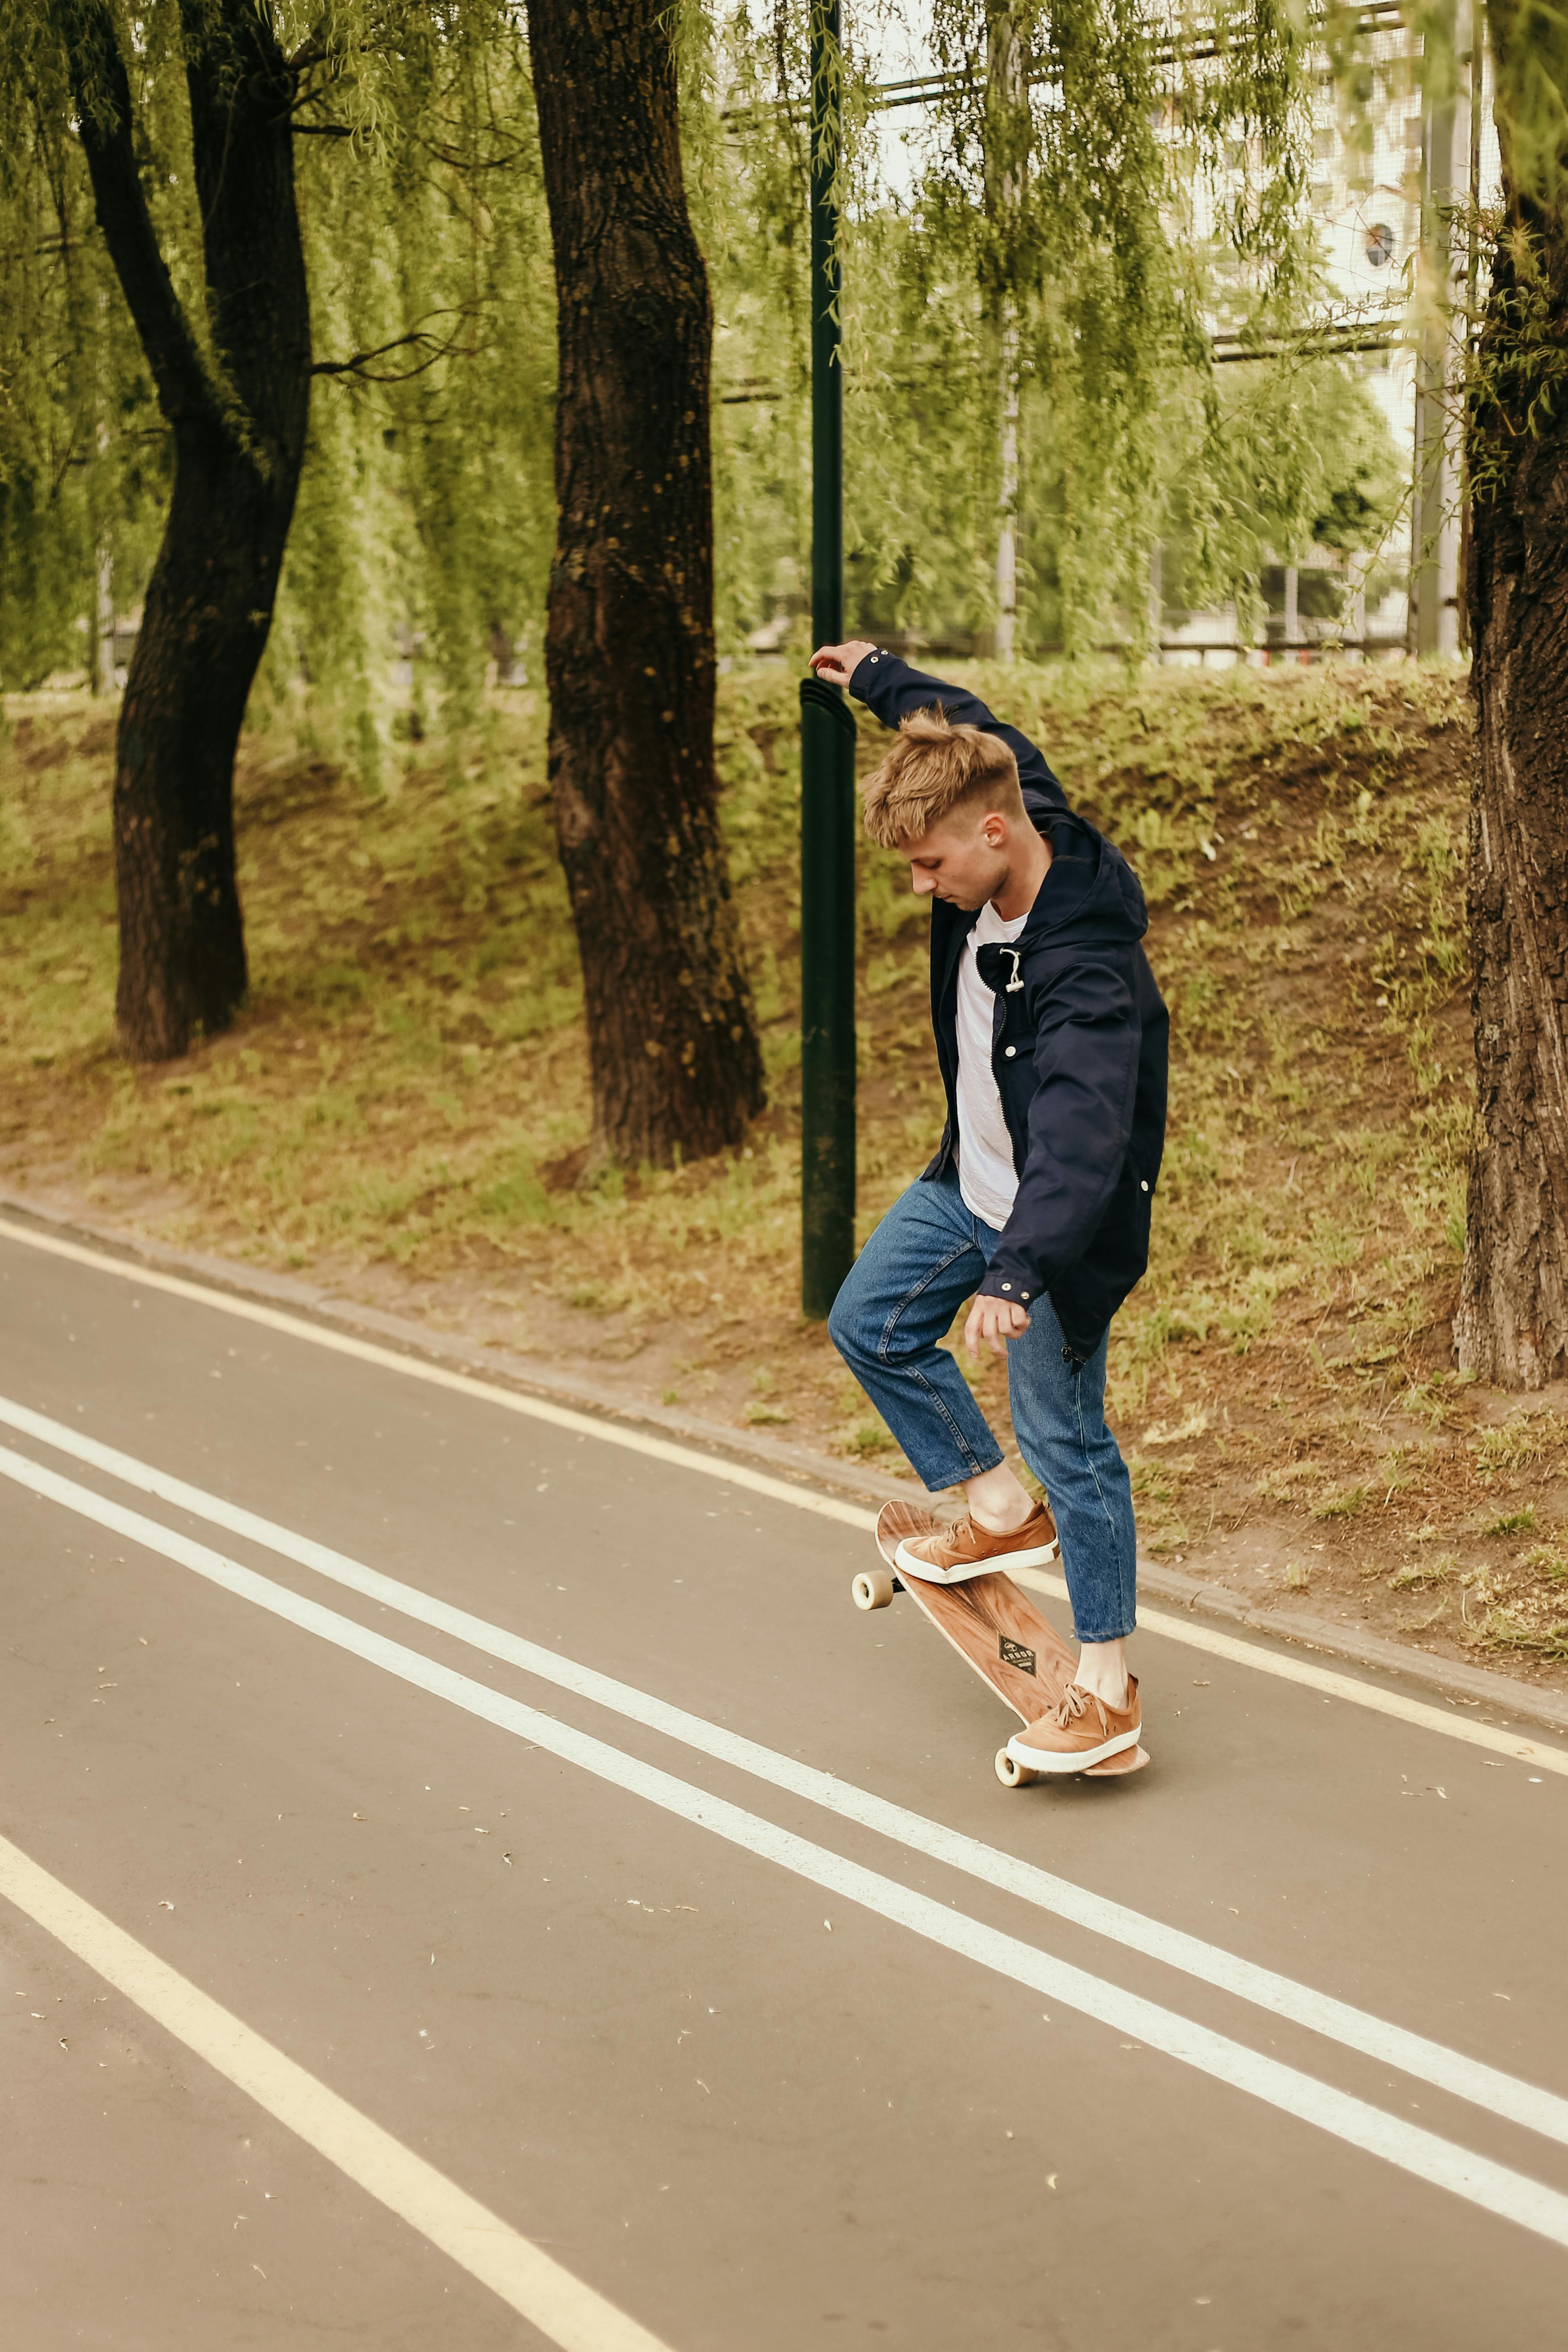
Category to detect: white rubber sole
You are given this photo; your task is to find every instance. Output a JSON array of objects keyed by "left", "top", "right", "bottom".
[
  {"left": 892, "top": 1535, "right": 1058, "bottom": 1586},
  {"left": 1004, "top": 1722, "right": 1141, "bottom": 1775}
]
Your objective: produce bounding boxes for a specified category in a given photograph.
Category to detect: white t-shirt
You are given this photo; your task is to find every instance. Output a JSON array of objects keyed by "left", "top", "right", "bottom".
[{"left": 955, "top": 900, "right": 1028, "bottom": 1231}]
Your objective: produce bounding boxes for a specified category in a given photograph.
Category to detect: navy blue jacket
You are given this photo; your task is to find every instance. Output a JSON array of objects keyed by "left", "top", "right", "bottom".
[{"left": 849, "top": 651, "right": 1169, "bottom": 1362}]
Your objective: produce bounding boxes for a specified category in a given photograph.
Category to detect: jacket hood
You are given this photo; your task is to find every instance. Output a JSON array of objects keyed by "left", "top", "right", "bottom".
[{"left": 1013, "top": 792, "right": 1148, "bottom": 950}]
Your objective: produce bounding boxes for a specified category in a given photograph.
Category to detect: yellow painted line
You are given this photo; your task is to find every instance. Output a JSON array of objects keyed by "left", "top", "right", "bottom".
[
  {"left": 0, "top": 1832, "right": 673, "bottom": 2352},
  {"left": 5, "top": 1212, "right": 1565, "bottom": 1773},
  {"left": 1017, "top": 1569, "right": 1568, "bottom": 1777}
]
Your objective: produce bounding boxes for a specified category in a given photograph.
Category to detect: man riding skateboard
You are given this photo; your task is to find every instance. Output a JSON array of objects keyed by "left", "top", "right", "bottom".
[{"left": 810, "top": 641, "right": 1168, "bottom": 1776}]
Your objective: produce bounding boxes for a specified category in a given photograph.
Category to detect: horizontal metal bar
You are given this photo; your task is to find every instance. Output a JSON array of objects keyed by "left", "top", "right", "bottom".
[
  {"left": 722, "top": 4, "right": 1411, "bottom": 123},
  {"left": 1213, "top": 333, "right": 1404, "bottom": 361},
  {"left": 1150, "top": 638, "right": 1406, "bottom": 653},
  {"left": 716, "top": 316, "right": 1407, "bottom": 404}
]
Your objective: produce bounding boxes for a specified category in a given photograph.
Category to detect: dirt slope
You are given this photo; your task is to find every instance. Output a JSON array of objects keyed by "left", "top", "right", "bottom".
[{"left": 3, "top": 662, "right": 1565, "bottom": 1693}]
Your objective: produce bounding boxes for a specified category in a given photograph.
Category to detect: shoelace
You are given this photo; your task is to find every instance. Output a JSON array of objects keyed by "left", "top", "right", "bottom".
[
  {"left": 1053, "top": 1682, "right": 1109, "bottom": 1733},
  {"left": 932, "top": 1511, "right": 1042, "bottom": 1559},
  {"left": 913, "top": 1515, "right": 983, "bottom": 1561},
  {"left": 911, "top": 1510, "right": 1048, "bottom": 1565}
]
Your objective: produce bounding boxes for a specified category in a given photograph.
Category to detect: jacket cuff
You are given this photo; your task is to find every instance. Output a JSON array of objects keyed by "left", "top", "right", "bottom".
[
  {"left": 847, "top": 646, "right": 907, "bottom": 716},
  {"left": 976, "top": 1267, "right": 1041, "bottom": 1310}
]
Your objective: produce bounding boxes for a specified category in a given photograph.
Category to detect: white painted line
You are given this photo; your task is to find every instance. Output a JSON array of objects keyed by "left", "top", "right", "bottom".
[
  {"left": 0, "top": 1217, "right": 1558, "bottom": 1763},
  {"left": 9, "top": 1440, "right": 1568, "bottom": 2254},
  {"left": 0, "top": 1833, "right": 673, "bottom": 2352},
  {"left": 4, "top": 1393, "right": 1565, "bottom": 2155}
]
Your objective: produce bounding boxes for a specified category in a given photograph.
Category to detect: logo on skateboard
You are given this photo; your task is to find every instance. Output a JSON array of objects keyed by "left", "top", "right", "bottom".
[{"left": 999, "top": 1636, "right": 1037, "bottom": 1676}]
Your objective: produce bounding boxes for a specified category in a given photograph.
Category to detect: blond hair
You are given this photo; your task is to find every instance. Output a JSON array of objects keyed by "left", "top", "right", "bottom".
[{"left": 860, "top": 706, "right": 1025, "bottom": 849}]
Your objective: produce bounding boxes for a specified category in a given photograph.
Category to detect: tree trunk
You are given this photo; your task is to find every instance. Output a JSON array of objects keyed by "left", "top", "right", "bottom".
[
  {"left": 59, "top": 0, "right": 310, "bottom": 1059},
  {"left": 524, "top": 0, "right": 766, "bottom": 1165},
  {"left": 1456, "top": 166, "right": 1568, "bottom": 1387}
]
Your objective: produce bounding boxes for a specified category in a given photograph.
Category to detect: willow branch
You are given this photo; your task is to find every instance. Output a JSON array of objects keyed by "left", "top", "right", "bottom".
[{"left": 312, "top": 310, "right": 480, "bottom": 382}]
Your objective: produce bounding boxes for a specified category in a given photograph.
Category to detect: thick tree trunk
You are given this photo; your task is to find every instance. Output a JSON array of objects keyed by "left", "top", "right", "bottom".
[
  {"left": 1456, "top": 181, "right": 1568, "bottom": 1387},
  {"left": 114, "top": 434, "right": 300, "bottom": 1048},
  {"left": 61, "top": 0, "right": 310, "bottom": 1059},
  {"left": 524, "top": 0, "right": 766, "bottom": 1165}
]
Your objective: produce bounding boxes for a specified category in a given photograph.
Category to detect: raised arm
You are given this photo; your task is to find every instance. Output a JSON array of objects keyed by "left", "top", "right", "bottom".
[{"left": 809, "top": 640, "right": 1070, "bottom": 815}]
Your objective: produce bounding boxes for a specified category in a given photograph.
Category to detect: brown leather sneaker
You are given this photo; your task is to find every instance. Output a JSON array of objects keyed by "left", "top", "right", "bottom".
[
  {"left": 1005, "top": 1676, "right": 1142, "bottom": 1774},
  {"left": 894, "top": 1501, "right": 1058, "bottom": 1586}
]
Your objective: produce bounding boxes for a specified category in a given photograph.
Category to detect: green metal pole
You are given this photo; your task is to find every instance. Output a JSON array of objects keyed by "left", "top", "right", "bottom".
[
  {"left": 809, "top": 0, "right": 843, "bottom": 652},
  {"left": 800, "top": 0, "right": 856, "bottom": 1320}
]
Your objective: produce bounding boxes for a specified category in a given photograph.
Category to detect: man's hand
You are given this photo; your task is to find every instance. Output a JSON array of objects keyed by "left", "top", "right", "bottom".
[
  {"left": 965, "top": 1294, "right": 1031, "bottom": 1358},
  {"left": 809, "top": 640, "right": 878, "bottom": 689}
]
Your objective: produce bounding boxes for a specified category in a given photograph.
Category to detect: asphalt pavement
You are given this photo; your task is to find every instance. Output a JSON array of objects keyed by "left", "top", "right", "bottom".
[{"left": 3, "top": 1215, "right": 1567, "bottom": 2351}]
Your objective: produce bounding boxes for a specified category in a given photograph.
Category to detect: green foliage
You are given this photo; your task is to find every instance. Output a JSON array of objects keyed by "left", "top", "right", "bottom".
[
  {"left": 260, "top": 17, "right": 556, "bottom": 775},
  {"left": 2, "top": 0, "right": 1410, "bottom": 725},
  {"left": 1483, "top": 0, "right": 1568, "bottom": 211},
  {"left": 0, "top": 46, "right": 166, "bottom": 688},
  {"left": 1306, "top": 367, "right": 1407, "bottom": 552},
  {"left": 0, "top": 2, "right": 553, "bottom": 754},
  {"left": 708, "top": 0, "right": 1400, "bottom": 656}
]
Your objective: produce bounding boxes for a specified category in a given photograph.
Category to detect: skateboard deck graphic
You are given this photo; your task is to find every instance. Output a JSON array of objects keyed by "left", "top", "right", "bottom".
[{"left": 857, "top": 1502, "right": 1149, "bottom": 1786}]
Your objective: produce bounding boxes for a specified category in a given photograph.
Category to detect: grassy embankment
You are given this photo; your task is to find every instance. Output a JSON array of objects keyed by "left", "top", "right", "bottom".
[{"left": 4, "top": 663, "right": 1567, "bottom": 1687}]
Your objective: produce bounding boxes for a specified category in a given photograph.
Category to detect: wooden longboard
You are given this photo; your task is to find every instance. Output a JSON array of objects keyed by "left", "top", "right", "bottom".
[{"left": 863, "top": 1501, "right": 1148, "bottom": 1784}]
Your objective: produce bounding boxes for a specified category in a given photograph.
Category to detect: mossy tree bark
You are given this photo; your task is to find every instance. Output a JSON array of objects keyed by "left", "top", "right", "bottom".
[
  {"left": 524, "top": 0, "right": 766, "bottom": 1166},
  {"left": 1458, "top": 140, "right": 1568, "bottom": 1386},
  {"left": 58, "top": 0, "right": 310, "bottom": 1060}
]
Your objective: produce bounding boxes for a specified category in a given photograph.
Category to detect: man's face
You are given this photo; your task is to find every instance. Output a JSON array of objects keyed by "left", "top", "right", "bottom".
[{"left": 899, "top": 809, "right": 1011, "bottom": 912}]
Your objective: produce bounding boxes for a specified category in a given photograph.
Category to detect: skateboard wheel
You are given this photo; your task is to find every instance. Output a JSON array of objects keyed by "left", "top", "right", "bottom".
[
  {"left": 852, "top": 1569, "right": 897, "bottom": 1612},
  {"left": 995, "top": 1747, "right": 1040, "bottom": 1788}
]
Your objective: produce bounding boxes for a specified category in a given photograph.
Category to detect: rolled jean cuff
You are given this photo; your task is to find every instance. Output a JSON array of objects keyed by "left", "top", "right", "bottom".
[
  {"left": 877, "top": 1364, "right": 1005, "bottom": 1491},
  {"left": 911, "top": 1433, "right": 1006, "bottom": 1494},
  {"left": 1070, "top": 1608, "right": 1138, "bottom": 1643}
]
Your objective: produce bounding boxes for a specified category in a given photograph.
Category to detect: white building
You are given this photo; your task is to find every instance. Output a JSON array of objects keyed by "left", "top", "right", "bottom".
[{"left": 1162, "top": 13, "right": 1499, "bottom": 665}]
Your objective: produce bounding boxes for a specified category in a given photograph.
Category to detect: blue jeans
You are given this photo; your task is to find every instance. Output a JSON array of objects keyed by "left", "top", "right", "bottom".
[{"left": 828, "top": 1176, "right": 1138, "bottom": 1644}]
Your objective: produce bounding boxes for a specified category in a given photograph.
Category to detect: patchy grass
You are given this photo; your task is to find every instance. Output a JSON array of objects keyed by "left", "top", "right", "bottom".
[
  {"left": 1313, "top": 1485, "right": 1369, "bottom": 1521},
  {"left": 1390, "top": 1559, "right": 1453, "bottom": 1591},
  {"left": 6, "top": 659, "right": 1568, "bottom": 1692},
  {"left": 1475, "top": 1412, "right": 1564, "bottom": 1478}
]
